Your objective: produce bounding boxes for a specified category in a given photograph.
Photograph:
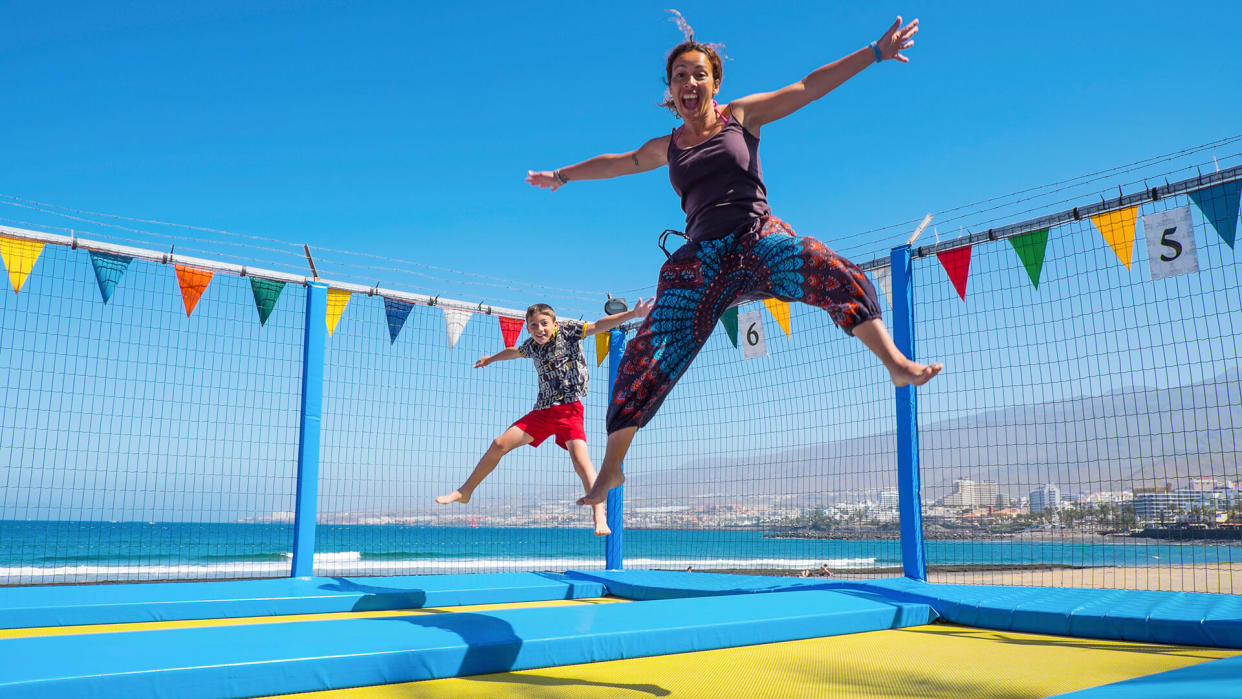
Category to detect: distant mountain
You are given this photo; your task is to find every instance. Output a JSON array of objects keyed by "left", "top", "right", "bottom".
[{"left": 631, "top": 367, "right": 1240, "bottom": 505}]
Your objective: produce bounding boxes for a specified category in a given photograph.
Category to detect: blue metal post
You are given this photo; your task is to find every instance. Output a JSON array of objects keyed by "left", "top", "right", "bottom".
[
  {"left": 291, "top": 281, "right": 328, "bottom": 578},
  {"left": 604, "top": 327, "right": 627, "bottom": 570},
  {"left": 890, "top": 246, "right": 927, "bottom": 581}
]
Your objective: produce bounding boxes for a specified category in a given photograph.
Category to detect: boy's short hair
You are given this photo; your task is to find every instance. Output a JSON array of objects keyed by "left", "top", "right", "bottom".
[{"left": 525, "top": 303, "right": 556, "bottom": 321}]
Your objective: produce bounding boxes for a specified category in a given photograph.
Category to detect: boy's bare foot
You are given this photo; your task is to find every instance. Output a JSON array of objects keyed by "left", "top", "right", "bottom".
[
  {"left": 577, "top": 472, "right": 624, "bottom": 505},
  {"left": 593, "top": 508, "right": 611, "bottom": 537},
  {"left": 889, "top": 360, "right": 943, "bottom": 387},
  {"left": 434, "top": 490, "right": 470, "bottom": 505}
]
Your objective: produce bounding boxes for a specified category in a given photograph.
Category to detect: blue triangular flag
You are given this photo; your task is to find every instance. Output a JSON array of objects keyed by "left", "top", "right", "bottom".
[
  {"left": 1189, "top": 180, "right": 1240, "bottom": 249},
  {"left": 383, "top": 297, "right": 414, "bottom": 343},
  {"left": 88, "top": 251, "right": 133, "bottom": 303}
]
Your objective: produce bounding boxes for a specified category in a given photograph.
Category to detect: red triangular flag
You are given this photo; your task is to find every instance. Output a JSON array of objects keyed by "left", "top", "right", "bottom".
[
  {"left": 935, "top": 246, "right": 972, "bottom": 301},
  {"left": 498, "top": 316, "right": 523, "bottom": 347}
]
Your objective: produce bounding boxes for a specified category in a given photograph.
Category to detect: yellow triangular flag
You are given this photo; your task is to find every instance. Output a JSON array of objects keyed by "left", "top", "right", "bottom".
[
  {"left": 325, "top": 288, "right": 351, "bottom": 336},
  {"left": 1090, "top": 205, "right": 1138, "bottom": 269},
  {"left": 594, "top": 331, "right": 609, "bottom": 366},
  {"left": 762, "top": 298, "right": 791, "bottom": 337},
  {"left": 0, "top": 237, "right": 45, "bottom": 293}
]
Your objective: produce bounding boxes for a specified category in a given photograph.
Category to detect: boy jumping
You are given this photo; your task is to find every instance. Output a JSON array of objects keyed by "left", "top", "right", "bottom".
[{"left": 435, "top": 299, "right": 652, "bottom": 535}]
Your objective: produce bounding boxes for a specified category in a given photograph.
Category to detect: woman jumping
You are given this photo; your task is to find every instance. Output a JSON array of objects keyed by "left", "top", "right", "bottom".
[{"left": 526, "top": 12, "right": 941, "bottom": 506}]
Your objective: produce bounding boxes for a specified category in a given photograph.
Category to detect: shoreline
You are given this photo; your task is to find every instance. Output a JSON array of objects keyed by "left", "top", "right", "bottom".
[{"left": 765, "top": 530, "right": 1241, "bottom": 544}]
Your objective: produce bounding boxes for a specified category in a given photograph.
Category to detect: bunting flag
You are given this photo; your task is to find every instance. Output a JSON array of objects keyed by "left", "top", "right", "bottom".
[
  {"left": 442, "top": 308, "right": 470, "bottom": 348},
  {"left": 1188, "top": 180, "right": 1240, "bottom": 248},
  {"left": 498, "top": 315, "right": 524, "bottom": 347},
  {"left": 762, "top": 298, "right": 791, "bottom": 337},
  {"left": 1007, "top": 228, "right": 1049, "bottom": 289},
  {"left": 89, "top": 251, "right": 132, "bottom": 303},
  {"left": 174, "top": 265, "right": 213, "bottom": 316},
  {"left": 739, "top": 309, "right": 768, "bottom": 359},
  {"left": 0, "top": 236, "right": 45, "bottom": 293},
  {"left": 383, "top": 297, "right": 414, "bottom": 343},
  {"left": 249, "top": 278, "right": 284, "bottom": 326},
  {"left": 1090, "top": 205, "right": 1138, "bottom": 269},
  {"left": 1142, "top": 206, "right": 1198, "bottom": 280},
  {"left": 935, "top": 246, "right": 972, "bottom": 301},
  {"left": 719, "top": 306, "right": 739, "bottom": 347},
  {"left": 325, "top": 288, "right": 351, "bottom": 335},
  {"left": 870, "top": 266, "right": 892, "bottom": 307},
  {"left": 594, "top": 331, "right": 609, "bottom": 366}
]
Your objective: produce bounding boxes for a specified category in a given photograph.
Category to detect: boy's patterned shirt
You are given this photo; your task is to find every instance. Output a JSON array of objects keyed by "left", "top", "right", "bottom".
[{"left": 517, "top": 319, "right": 590, "bottom": 410}]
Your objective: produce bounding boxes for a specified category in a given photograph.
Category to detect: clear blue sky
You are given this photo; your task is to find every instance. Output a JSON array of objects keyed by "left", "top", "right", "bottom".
[
  {"left": 1, "top": 1, "right": 1240, "bottom": 527},
  {"left": 4, "top": 0, "right": 1240, "bottom": 317}
]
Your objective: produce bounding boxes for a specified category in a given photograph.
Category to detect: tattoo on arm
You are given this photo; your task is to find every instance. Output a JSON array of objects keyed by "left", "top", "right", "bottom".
[{"left": 631, "top": 153, "right": 640, "bottom": 168}]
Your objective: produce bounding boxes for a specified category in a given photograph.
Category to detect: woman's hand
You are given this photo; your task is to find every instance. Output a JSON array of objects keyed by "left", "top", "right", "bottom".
[
  {"left": 526, "top": 170, "right": 564, "bottom": 191},
  {"left": 474, "top": 356, "right": 492, "bottom": 368},
  {"left": 876, "top": 16, "right": 918, "bottom": 63}
]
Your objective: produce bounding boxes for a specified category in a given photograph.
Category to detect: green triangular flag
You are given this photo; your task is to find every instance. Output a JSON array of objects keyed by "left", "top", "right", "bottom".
[
  {"left": 250, "top": 278, "right": 285, "bottom": 326},
  {"left": 1189, "top": 180, "right": 1239, "bottom": 248},
  {"left": 1008, "top": 228, "right": 1049, "bottom": 289},
  {"left": 719, "top": 306, "right": 739, "bottom": 347}
]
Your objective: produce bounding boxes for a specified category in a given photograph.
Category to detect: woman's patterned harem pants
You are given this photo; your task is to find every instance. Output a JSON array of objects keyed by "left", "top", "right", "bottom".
[{"left": 605, "top": 215, "right": 882, "bottom": 434}]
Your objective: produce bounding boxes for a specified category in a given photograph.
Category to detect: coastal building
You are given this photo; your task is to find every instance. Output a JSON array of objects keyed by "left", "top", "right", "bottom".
[
  {"left": 939, "top": 479, "right": 1005, "bottom": 509},
  {"left": 879, "top": 489, "right": 900, "bottom": 510},
  {"left": 1029, "top": 483, "right": 1061, "bottom": 514},
  {"left": 1080, "top": 491, "right": 1133, "bottom": 504},
  {"left": 1132, "top": 485, "right": 1231, "bottom": 523}
]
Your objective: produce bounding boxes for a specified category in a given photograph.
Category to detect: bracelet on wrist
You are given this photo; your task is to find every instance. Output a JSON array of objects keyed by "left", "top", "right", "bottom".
[
  {"left": 553, "top": 169, "right": 568, "bottom": 185},
  {"left": 870, "top": 41, "right": 883, "bottom": 63}
]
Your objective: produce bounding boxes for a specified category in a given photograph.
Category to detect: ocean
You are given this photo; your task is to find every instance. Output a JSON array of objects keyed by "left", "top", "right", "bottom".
[{"left": 1, "top": 521, "right": 1239, "bottom": 585}]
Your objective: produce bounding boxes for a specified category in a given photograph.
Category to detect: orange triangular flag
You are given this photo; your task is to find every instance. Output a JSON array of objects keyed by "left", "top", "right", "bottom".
[
  {"left": 0, "top": 237, "right": 45, "bottom": 293},
  {"left": 935, "top": 246, "right": 972, "bottom": 301},
  {"left": 325, "top": 288, "right": 350, "bottom": 336},
  {"left": 174, "top": 265, "right": 213, "bottom": 316},
  {"left": 594, "top": 331, "right": 609, "bottom": 366},
  {"left": 762, "top": 298, "right": 791, "bottom": 336},
  {"left": 1090, "top": 205, "right": 1138, "bottom": 269}
]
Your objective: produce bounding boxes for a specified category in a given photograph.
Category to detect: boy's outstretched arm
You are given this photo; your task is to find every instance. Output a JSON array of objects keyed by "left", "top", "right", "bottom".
[
  {"left": 475, "top": 347, "right": 522, "bottom": 368},
  {"left": 585, "top": 298, "right": 653, "bottom": 336}
]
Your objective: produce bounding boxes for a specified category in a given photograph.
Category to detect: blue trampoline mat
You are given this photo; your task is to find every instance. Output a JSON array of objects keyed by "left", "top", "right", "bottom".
[
  {"left": 1053, "top": 653, "right": 1242, "bottom": 698},
  {"left": 0, "top": 572, "right": 605, "bottom": 629},
  {"left": 0, "top": 586, "right": 936, "bottom": 698},
  {"left": 566, "top": 571, "right": 1242, "bottom": 649},
  {"left": 858, "top": 577, "right": 1242, "bottom": 649}
]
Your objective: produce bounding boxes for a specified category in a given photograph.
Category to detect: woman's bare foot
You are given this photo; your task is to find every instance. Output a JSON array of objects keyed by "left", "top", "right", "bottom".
[
  {"left": 889, "top": 360, "right": 943, "bottom": 387},
  {"left": 577, "top": 471, "right": 624, "bottom": 505},
  {"left": 592, "top": 504, "right": 611, "bottom": 536},
  {"left": 434, "top": 490, "right": 470, "bottom": 505}
]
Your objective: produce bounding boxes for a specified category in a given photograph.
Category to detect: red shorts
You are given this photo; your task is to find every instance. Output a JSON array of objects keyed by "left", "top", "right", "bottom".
[{"left": 513, "top": 401, "right": 586, "bottom": 449}]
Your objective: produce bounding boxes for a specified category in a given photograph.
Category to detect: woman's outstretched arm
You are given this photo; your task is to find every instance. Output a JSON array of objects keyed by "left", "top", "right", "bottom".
[
  {"left": 527, "top": 135, "right": 670, "bottom": 191},
  {"left": 729, "top": 16, "right": 918, "bottom": 134}
]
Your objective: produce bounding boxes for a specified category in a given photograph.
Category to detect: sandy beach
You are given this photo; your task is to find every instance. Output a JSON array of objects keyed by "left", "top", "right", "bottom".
[
  {"left": 923, "top": 563, "right": 1242, "bottom": 593},
  {"left": 699, "top": 563, "right": 1242, "bottom": 594}
]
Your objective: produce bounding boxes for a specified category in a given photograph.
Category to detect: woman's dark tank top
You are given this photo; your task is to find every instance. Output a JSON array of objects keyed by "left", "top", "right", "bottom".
[{"left": 667, "top": 118, "right": 771, "bottom": 242}]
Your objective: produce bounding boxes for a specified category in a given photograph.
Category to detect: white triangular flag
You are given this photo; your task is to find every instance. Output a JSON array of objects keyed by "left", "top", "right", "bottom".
[
  {"left": 871, "top": 266, "right": 893, "bottom": 308},
  {"left": 442, "top": 308, "right": 471, "bottom": 348}
]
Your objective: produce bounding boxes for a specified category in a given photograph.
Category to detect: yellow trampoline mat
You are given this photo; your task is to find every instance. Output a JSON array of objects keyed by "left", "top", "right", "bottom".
[
  {"left": 282, "top": 623, "right": 1242, "bottom": 699},
  {"left": 0, "top": 597, "right": 625, "bottom": 640}
]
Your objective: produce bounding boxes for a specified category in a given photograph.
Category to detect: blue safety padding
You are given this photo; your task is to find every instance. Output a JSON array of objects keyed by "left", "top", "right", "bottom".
[
  {"left": 855, "top": 578, "right": 1242, "bottom": 649},
  {"left": 0, "top": 573, "right": 604, "bottom": 629},
  {"left": 1050, "top": 653, "right": 1242, "bottom": 698},
  {"left": 564, "top": 569, "right": 842, "bottom": 599},
  {"left": 0, "top": 588, "right": 937, "bottom": 698}
]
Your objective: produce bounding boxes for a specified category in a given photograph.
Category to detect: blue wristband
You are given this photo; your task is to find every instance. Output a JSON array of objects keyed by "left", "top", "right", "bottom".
[{"left": 870, "top": 41, "right": 882, "bottom": 63}]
